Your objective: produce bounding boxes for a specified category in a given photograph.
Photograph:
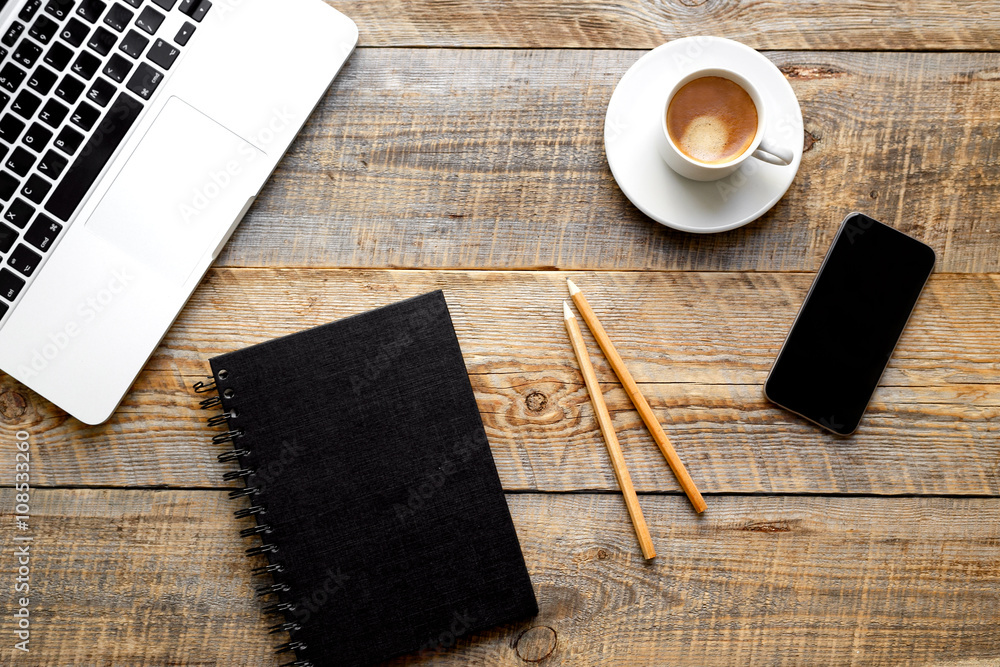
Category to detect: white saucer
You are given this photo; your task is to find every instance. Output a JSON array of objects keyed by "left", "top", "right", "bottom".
[{"left": 604, "top": 37, "right": 804, "bottom": 234}]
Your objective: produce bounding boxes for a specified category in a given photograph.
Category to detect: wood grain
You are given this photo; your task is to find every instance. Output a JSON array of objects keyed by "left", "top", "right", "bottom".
[
  {"left": 2, "top": 269, "right": 997, "bottom": 496},
  {"left": 217, "top": 49, "right": 1000, "bottom": 273},
  {"left": 2, "top": 490, "right": 997, "bottom": 666},
  {"left": 330, "top": 0, "right": 1000, "bottom": 51}
]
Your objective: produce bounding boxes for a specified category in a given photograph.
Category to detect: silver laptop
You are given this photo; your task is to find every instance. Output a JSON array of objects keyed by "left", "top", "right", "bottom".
[{"left": 0, "top": 0, "right": 357, "bottom": 423}]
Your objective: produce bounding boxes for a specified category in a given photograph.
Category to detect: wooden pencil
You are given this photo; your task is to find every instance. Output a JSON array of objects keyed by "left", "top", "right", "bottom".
[
  {"left": 564, "top": 301, "right": 656, "bottom": 560},
  {"left": 567, "top": 279, "right": 707, "bottom": 514}
]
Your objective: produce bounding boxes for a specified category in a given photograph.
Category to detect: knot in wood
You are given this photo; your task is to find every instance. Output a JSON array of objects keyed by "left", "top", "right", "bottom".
[
  {"left": 525, "top": 391, "right": 548, "bottom": 413},
  {"left": 514, "top": 625, "right": 558, "bottom": 662},
  {"left": 0, "top": 390, "right": 27, "bottom": 420}
]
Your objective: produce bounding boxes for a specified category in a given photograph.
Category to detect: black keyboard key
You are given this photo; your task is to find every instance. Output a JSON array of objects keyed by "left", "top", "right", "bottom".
[
  {"left": 87, "top": 26, "right": 117, "bottom": 55},
  {"left": 0, "top": 268, "right": 25, "bottom": 301},
  {"left": 126, "top": 61, "right": 161, "bottom": 99},
  {"left": 44, "top": 42, "right": 73, "bottom": 71},
  {"left": 38, "top": 149, "right": 68, "bottom": 179},
  {"left": 0, "top": 63, "right": 26, "bottom": 92},
  {"left": 174, "top": 21, "right": 194, "bottom": 46},
  {"left": 119, "top": 28, "right": 147, "bottom": 57},
  {"left": 46, "top": 92, "right": 142, "bottom": 222},
  {"left": 27, "top": 65, "right": 58, "bottom": 95},
  {"left": 153, "top": 0, "right": 177, "bottom": 9},
  {"left": 0, "top": 301, "right": 7, "bottom": 318},
  {"left": 54, "top": 125, "right": 83, "bottom": 154},
  {"left": 0, "top": 223, "right": 16, "bottom": 253},
  {"left": 5, "top": 199, "right": 35, "bottom": 229},
  {"left": 21, "top": 174, "right": 51, "bottom": 204},
  {"left": 12, "top": 40, "right": 42, "bottom": 68},
  {"left": 6, "top": 147, "right": 35, "bottom": 176},
  {"left": 104, "top": 3, "right": 133, "bottom": 31},
  {"left": 3, "top": 22, "right": 26, "bottom": 48},
  {"left": 180, "top": 0, "right": 210, "bottom": 22},
  {"left": 86, "top": 77, "right": 115, "bottom": 107},
  {"left": 70, "top": 100, "right": 99, "bottom": 129},
  {"left": 29, "top": 15, "right": 59, "bottom": 45},
  {"left": 19, "top": 0, "right": 44, "bottom": 22},
  {"left": 0, "top": 91, "right": 8, "bottom": 113},
  {"left": 55, "top": 74, "right": 84, "bottom": 102},
  {"left": 147, "top": 38, "right": 178, "bottom": 70},
  {"left": 76, "top": 0, "right": 107, "bottom": 23},
  {"left": 71, "top": 50, "right": 100, "bottom": 79},
  {"left": 61, "top": 18, "right": 91, "bottom": 48},
  {"left": 23, "top": 122, "right": 53, "bottom": 152},
  {"left": 11, "top": 90, "right": 41, "bottom": 120},
  {"left": 7, "top": 244, "right": 41, "bottom": 277},
  {"left": 39, "top": 99, "right": 69, "bottom": 128},
  {"left": 25, "top": 214, "right": 62, "bottom": 251},
  {"left": 0, "top": 114, "right": 25, "bottom": 143},
  {"left": 135, "top": 6, "right": 165, "bottom": 34},
  {"left": 103, "top": 52, "right": 131, "bottom": 82},
  {"left": 44, "top": 0, "right": 75, "bottom": 20},
  {"left": 0, "top": 173, "right": 18, "bottom": 200},
  {"left": 121, "top": 0, "right": 141, "bottom": 6},
  {"left": 0, "top": 145, "right": 8, "bottom": 163}
]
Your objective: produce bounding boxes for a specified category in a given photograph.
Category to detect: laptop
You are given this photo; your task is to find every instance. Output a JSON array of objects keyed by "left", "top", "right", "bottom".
[{"left": 0, "top": 0, "right": 358, "bottom": 423}]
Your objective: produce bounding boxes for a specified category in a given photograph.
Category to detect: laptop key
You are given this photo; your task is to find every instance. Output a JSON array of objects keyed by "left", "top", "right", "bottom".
[
  {"left": 45, "top": 92, "right": 142, "bottom": 222},
  {"left": 29, "top": 15, "right": 59, "bottom": 45},
  {"left": 7, "top": 244, "right": 41, "bottom": 277},
  {"left": 23, "top": 122, "right": 54, "bottom": 152},
  {"left": 119, "top": 29, "right": 148, "bottom": 58},
  {"left": 44, "top": 0, "right": 75, "bottom": 21},
  {"left": 21, "top": 174, "right": 52, "bottom": 204},
  {"left": 70, "top": 100, "right": 100, "bottom": 129},
  {"left": 0, "top": 223, "right": 16, "bottom": 253},
  {"left": 12, "top": 90, "right": 42, "bottom": 120},
  {"left": 0, "top": 114, "right": 26, "bottom": 143},
  {"left": 3, "top": 23, "right": 26, "bottom": 48},
  {"left": 135, "top": 7, "right": 165, "bottom": 34},
  {"left": 0, "top": 63, "right": 26, "bottom": 92},
  {"left": 121, "top": 0, "right": 142, "bottom": 7},
  {"left": 13, "top": 40, "right": 42, "bottom": 68},
  {"left": 44, "top": 42, "right": 73, "bottom": 70},
  {"left": 0, "top": 302, "right": 7, "bottom": 318},
  {"left": 38, "top": 149, "right": 68, "bottom": 179},
  {"left": 174, "top": 21, "right": 194, "bottom": 46},
  {"left": 71, "top": 51, "right": 101, "bottom": 79},
  {"left": 61, "top": 18, "right": 91, "bottom": 48},
  {"left": 0, "top": 173, "right": 18, "bottom": 200},
  {"left": 39, "top": 99, "right": 69, "bottom": 128},
  {"left": 147, "top": 38, "right": 178, "bottom": 69},
  {"left": 0, "top": 91, "right": 8, "bottom": 112},
  {"left": 54, "top": 125, "right": 84, "bottom": 154},
  {"left": 88, "top": 27, "right": 118, "bottom": 55},
  {"left": 20, "top": 0, "right": 45, "bottom": 23},
  {"left": 153, "top": 0, "right": 177, "bottom": 9},
  {"left": 103, "top": 53, "right": 132, "bottom": 82},
  {"left": 0, "top": 268, "right": 25, "bottom": 301},
  {"left": 28, "top": 65, "right": 58, "bottom": 94},
  {"left": 6, "top": 147, "right": 36, "bottom": 176},
  {"left": 55, "top": 74, "right": 85, "bottom": 102},
  {"left": 179, "top": 0, "right": 211, "bottom": 22},
  {"left": 126, "top": 62, "right": 162, "bottom": 100},
  {"left": 5, "top": 199, "right": 35, "bottom": 229},
  {"left": 86, "top": 77, "right": 115, "bottom": 107},
  {"left": 76, "top": 0, "right": 108, "bottom": 23},
  {"left": 24, "top": 214, "right": 62, "bottom": 251},
  {"left": 104, "top": 4, "right": 135, "bottom": 32}
]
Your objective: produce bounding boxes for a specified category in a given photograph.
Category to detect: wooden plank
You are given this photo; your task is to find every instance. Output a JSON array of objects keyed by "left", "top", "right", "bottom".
[
  {"left": 218, "top": 49, "right": 1000, "bottom": 273},
  {"left": 2, "top": 269, "right": 998, "bottom": 496},
  {"left": 330, "top": 0, "right": 1000, "bottom": 51},
  {"left": 2, "top": 490, "right": 998, "bottom": 665}
]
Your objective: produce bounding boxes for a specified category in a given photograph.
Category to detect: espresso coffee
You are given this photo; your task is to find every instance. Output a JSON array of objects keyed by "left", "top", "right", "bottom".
[{"left": 666, "top": 76, "right": 758, "bottom": 165}]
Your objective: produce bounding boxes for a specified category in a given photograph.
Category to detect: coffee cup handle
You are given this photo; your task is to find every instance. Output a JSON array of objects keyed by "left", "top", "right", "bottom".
[{"left": 752, "top": 138, "right": 794, "bottom": 166}]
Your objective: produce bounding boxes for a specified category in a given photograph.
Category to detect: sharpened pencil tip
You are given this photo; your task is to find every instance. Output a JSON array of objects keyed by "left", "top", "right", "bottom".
[
  {"left": 566, "top": 278, "right": 581, "bottom": 296},
  {"left": 563, "top": 301, "right": 574, "bottom": 320}
]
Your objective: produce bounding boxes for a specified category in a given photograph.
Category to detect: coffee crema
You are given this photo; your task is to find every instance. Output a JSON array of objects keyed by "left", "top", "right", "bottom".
[{"left": 666, "top": 76, "right": 758, "bottom": 165}]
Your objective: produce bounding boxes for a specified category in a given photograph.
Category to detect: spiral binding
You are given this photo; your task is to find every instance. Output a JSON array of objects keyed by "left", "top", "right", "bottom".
[{"left": 194, "top": 372, "right": 309, "bottom": 662}]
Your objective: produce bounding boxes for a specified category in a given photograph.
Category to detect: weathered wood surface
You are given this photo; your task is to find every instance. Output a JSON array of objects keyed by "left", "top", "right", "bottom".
[
  {"left": 217, "top": 49, "right": 1000, "bottom": 273},
  {"left": 2, "top": 270, "right": 997, "bottom": 496},
  {"left": 330, "top": 0, "right": 1000, "bottom": 51},
  {"left": 2, "top": 490, "right": 997, "bottom": 666}
]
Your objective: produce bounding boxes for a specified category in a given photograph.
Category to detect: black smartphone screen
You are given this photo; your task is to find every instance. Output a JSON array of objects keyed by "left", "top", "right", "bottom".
[{"left": 764, "top": 213, "right": 936, "bottom": 435}]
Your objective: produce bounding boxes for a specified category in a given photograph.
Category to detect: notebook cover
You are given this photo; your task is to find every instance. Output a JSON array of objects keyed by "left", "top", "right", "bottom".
[{"left": 208, "top": 290, "right": 537, "bottom": 666}]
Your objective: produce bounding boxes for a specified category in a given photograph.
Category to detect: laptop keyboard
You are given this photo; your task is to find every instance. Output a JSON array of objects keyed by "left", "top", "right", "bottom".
[{"left": 0, "top": 0, "right": 212, "bottom": 322}]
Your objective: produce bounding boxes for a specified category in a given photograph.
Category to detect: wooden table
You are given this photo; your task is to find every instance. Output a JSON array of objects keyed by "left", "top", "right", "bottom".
[{"left": 2, "top": 1, "right": 999, "bottom": 664}]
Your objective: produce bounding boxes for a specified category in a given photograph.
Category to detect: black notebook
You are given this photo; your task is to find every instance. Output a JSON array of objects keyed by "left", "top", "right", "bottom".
[{"left": 195, "top": 291, "right": 537, "bottom": 667}]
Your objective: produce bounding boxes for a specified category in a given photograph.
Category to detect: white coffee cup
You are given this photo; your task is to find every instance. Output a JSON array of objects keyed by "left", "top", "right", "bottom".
[{"left": 656, "top": 67, "right": 794, "bottom": 182}]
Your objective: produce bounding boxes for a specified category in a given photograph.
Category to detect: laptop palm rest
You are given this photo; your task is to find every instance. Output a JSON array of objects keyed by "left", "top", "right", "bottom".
[{"left": 86, "top": 96, "right": 265, "bottom": 286}]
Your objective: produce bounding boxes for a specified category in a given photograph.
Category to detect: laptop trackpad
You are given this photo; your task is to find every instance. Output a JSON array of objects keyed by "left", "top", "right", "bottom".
[{"left": 87, "top": 96, "right": 264, "bottom": 285}]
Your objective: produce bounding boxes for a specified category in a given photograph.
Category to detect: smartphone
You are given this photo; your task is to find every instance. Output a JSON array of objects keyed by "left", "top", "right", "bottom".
[{"left": 764, "top": 213, "right": 936, "bottom": 435}]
